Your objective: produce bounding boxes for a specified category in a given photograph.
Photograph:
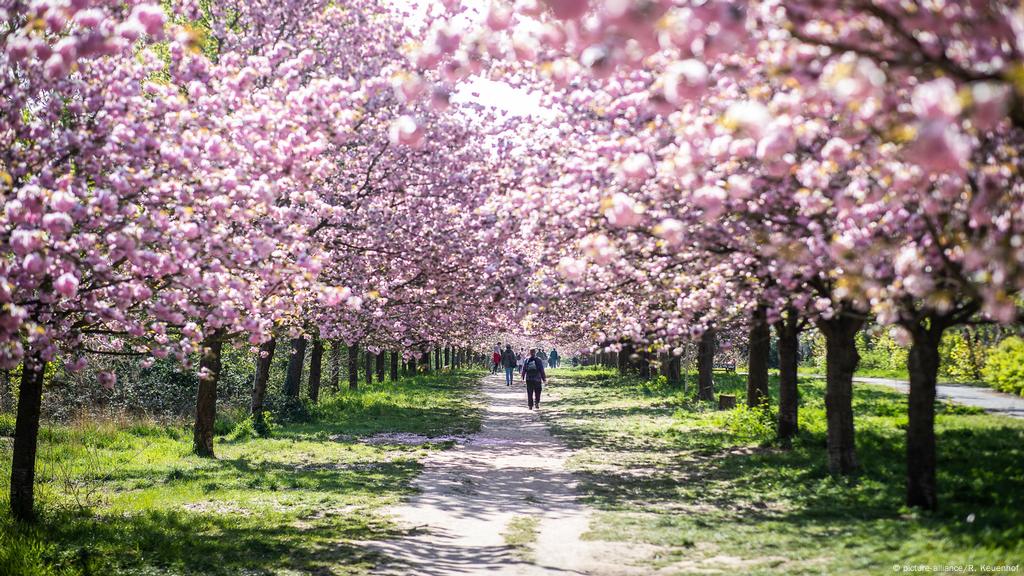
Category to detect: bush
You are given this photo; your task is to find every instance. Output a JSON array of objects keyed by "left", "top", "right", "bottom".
[
  {"left": 265, "top": 394, "right": 312, "bottom": 424},
  {"left": 710, "top": 403, "right": 776, "bottom": 443},
  {"left": 857, "top": 330, "right": 908, "bottom": 374},
  {"left": 938, "top": 329, "right": 987, "bottom": 382},
  {"left": 981, "top": 337, "right": 1024, "bottom": 396},
  {"left": 0, "top": 412, "right": 14, "bottom": 436}
]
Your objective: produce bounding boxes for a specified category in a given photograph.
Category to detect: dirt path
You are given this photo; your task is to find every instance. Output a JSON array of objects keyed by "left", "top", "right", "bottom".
[{"left": 368, "top": 372, "right": 644, "bottom": 576}]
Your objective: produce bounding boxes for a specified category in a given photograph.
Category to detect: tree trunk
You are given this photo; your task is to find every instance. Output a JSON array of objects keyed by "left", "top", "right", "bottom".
[
  {"left": 421, "top": 348, "right": 431, "bottom": 372},
  {"left": 817, "top": 314, "right": 863, "bottom": 475},
  {"left": 364, "top": 350, "right": 373, "bottom": 385},
  {"left": 444, "top": 346, "right": 450, "bottom": 367},
  {"left": 348, "top": 342, "right": 359, "bottom": 390},
  {"left": 308, "top": 338, "right": 324, "bottom": 403},
  {"left": 390, "top": 352, "right": 400, "bottom": 381},
  {"left": 193, "top": 333, "right": 225, "bottom": 458},
  {"left": 697, "top": 327, "right": 716, "bottom": 401},
  {"left": 435, "top": 347, "right": 441, "bottom": 369},
  {"left": 408, "top": 355, "right": 417, "bottom": 374},
  {"left": 617, "top": 344, "right": 630, "bottom": 375},
  {"left": 639, "top": 349, "right": 651, "bottom": 379},
  {"left": 376, "top": 350, "right": 386, "bottom": 381},
  {"left": 329, "top": 339, "right": 341, "bottom": 390},
  {"left": 906, "top": 323, "right": 944, "bottom": 510},
  {"left": 667, "top": 350, "right": 682, "bottom": 387},
  {"left": 283, "top": 337, "right": 307, "bottom": 398},
  {"left": 10, "top": 354, "right": 46, "bottom": 521},
  {"left": 775, "top": 309, "right": 800, "bottom": 443},
  {"left": 251, "top": 337, "right": 276, "bottom": 432},
  {"left": 746, "top": 305, "right": 771, "bottom": 407}
]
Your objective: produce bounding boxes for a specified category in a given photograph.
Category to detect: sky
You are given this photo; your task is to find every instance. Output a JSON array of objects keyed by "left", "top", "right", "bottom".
[{"left": 392, "top": 0, "right": 550, "bottom": 118}]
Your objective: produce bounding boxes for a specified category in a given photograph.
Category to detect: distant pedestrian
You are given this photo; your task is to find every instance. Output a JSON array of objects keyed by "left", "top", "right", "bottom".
[
  {"left": 516, "top": 349, "right": 524, "bottom": 374},
  {"left": 501, "top": 345, "right": 517, "bottom": 387},
  {"left": 491, "top": 349, "right": 502, "bottom": 374},
  {"left": 521, "top": 349, "right": 547, "bottom": 410},
  {"left": 549, "top": 348, "right": 560, "bottom": 368}
]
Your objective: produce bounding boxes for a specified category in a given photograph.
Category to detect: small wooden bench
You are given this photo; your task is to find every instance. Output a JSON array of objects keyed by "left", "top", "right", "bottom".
[{"left": 712, "top": 361, "right": 736, "bottom": 373}]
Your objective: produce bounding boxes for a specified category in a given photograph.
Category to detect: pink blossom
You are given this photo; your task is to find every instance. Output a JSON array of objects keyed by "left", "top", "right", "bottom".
[
  {"left": 756, "top": 125, "right": 795, "bottom": 161},
  {"left": 74, "top": 9, "right": 105, "bottom": 28},
  {"left": 23, "top": 253, "right": 47, "bottom": 275},
  {"left": 53, "top": 272, "right": 78, "bottom": 297},
  {"left": 654, "top": 218, "right": 685, "bottom": 247},
  {"left": 98, "top": 371, "right": 117, "bottom": 391},
  {"left": 726, "top": 174, "right": 753, "bottom": 199},
  {"left": 389, "top": 115, "right": 424, "bottom": 148},
  {"left": 487, "top": 2, "right": 514, "bottom": 30},
  {"left": 42, "top": 213, "right": 73, "bottom": 236},
  {"left": 662, "top": 59, "right": 708, "bottom": 105},
  {"left": 557, "top": 257, "right": 587, "bottom": 282},
  {"left": 431, "top": 86, "right": 451, "bottom": 111},
  {"left": 971, "top": 83, "right": 1010, "bottom": 131},
  {"left": 619, "top": 153, "right": 653, "bottom": 182},
  {"left": 544, "top": 0, "right": 588, "bottom": 20},
  {"left": 693, "top": 186, "right": 727, "bottom": 221},
  {"left": 905, "top": 121, "right": 971, "bottom": 175},
  {"left": 10, "top": 230, "right": 42, "bottom": 256},
  {"left": 911, "top": 78, "right": 961, "bottom": 121},
  {"left": 605, "top": 193, "right": 644, "bottom": 228},
  {"left": 724, "top": 101, "right": 771, "bottom": 138},
  {"left": 395, "top": 73, "right": 426, "bottom": 103},
  {"left": 821, "top": 138, "right": 852, "bottom": 162}
]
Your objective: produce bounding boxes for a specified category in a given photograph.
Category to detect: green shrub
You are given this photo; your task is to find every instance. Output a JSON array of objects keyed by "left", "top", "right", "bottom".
[
  {"left": 0, "top": 413, "right": 14, "bottom": 436},
  {"left": 266, "top": 394, "right": 312, "bottom": 423},
  {"left": 857, "top": 331, "right": 908, "bottom": 374},
  {"left": 710, "top": 403, "right": 776, "bottom": 443},
  {"left": 938, "top": 329, "right": 987, "bottom": 382},
  {"left": 226, "top": 416, "right": 258, "bottom": 442},
  {"left": 213, "top": 407, "right": 248, "bottom": 436},
  {"left": 981, "top": 337, "right": 1024, "bottom": 396}
]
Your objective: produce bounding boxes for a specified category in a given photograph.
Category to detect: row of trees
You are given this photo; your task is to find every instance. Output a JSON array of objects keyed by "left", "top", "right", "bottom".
[
  {"left": 409, "top": 0, "right": 1024, "bottom": 512},
  {"left": 5, "top": 0, "right": 1024, "bottom": 523},
  {"left": 1, "top": 1, "right": 527, "bottom": 521}
]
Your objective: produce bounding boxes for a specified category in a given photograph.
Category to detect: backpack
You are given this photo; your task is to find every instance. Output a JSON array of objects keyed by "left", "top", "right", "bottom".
[{"left": 524, "top": 357, "right": 542, "bottom": 379}]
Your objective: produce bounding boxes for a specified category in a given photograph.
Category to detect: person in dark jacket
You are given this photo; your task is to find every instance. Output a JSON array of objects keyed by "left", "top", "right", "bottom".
[
  {"left": 548, "top": 348, "right": 560, "bottom": 368},
  {"left": 500, "top": 345, "right": 517, "bottom": 387},
  {"left": 520, "top": 348, "right": 547, "bottom": 410}
]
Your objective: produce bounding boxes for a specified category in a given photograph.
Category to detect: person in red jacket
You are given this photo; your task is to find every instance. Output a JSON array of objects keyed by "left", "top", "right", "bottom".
[{"left": 491, "top": 345, "right": 502, "bottom": 374}]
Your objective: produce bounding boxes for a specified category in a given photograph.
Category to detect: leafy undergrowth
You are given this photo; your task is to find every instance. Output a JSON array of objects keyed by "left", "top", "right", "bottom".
[
  {"left": 0, "top": 369, "right": 484, "bottom": 576},
  {"left": 543, "top": 367, "right": 1024, "bottom": 575}
]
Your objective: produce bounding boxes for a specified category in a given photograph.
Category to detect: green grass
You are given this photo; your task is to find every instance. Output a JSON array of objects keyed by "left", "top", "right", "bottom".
[
  {"left": 0, "top": 369, "right": 484, "bottom": 576},
  {"left": 501, "top": 515, "right": 539, "bottom": 560},
  {"left": 542, "top": 367, "right": 1024, "bottom": 575}
]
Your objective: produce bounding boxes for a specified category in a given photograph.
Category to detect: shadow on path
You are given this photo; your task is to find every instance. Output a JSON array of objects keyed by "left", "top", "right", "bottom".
[{"left": 366, "top": 373, "right": 648, "bottom": 576}]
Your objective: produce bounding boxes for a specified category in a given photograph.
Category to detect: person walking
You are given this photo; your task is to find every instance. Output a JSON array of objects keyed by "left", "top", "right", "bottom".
[
  {"left": 521, "top": 348, "right": 547, "bottom": 410},
  {"left": 516, "top": 349, "right": 525, "bottom": 374},
  {"left": 491, "top": 348, "right": 502, "bottom": 374},
  {"left": 549, "top": 348, "right": 560, "bottom": 368},
  {"left": 501, "top": 344, "right": 517, "bottom": 387}
]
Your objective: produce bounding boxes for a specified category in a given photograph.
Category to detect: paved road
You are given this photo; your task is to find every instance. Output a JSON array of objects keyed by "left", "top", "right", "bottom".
[{"left": 805, "top": 375, "right": 1024, "bottom": 419}]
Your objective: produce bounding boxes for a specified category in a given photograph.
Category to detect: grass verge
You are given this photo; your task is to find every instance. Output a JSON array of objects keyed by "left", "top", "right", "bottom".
[
  {"left": 0, "top": 369, "right": 484, "bottom": 576},
  {"left": 541, "top": 366, "right": 1024, "bottom": 575}
]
